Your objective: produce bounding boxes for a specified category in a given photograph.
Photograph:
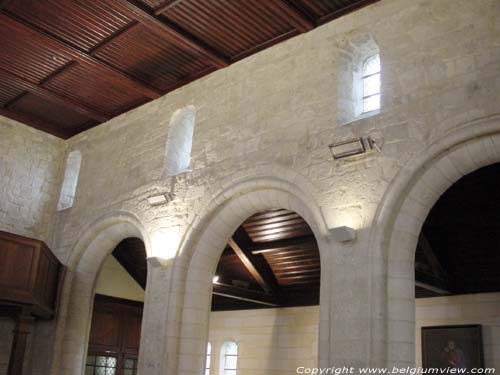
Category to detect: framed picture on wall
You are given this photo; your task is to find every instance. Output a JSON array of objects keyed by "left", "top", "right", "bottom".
[{"left": 421, "top": 325, "right": 484, "bottom": 370}]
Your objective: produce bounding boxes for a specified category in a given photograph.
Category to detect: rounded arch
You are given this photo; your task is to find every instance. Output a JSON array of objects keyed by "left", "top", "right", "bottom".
[
  {"left": 172, "top": 176, "right": 332, "bottom": 375},
  {"left": 368, "top": 114, "right": 500, "bottom": 367},
  {"left": 51, "top": 210, "right": 151, "bottom": 375}
]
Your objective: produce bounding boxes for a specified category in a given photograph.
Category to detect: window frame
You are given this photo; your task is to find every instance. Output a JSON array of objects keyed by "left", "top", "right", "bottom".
[
  {"left": 219, "top": 341, "right": 238, "bottom": 375},
  {"left": 361, "top": 54, "right": 381, "bottom": 114}
]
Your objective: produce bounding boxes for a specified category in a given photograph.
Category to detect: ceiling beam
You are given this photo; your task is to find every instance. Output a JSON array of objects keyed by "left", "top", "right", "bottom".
[
  {"left": 154, "top": 0, "right": 183, "bottom": 15},
  {"left": 317, "top": 0, "right": 381, "bottom": 25},
  {"left": 0, "top": 68, "right": 109, "bottom": 122},
  {"left": 0, "top": 12, "right": 162, "bottom": 99},
  {"left": 0, "top": 108, "right": 70, "bottom": 138},
  {"left": 213, "top": 283, "right": 279, "bottom": 307},
  {"left": 227, "top": 238, "right": 275, "bottom": 295},
  {"left": 415, "top": 281, "right": 450, "bottom": 295},
  {"left": 250, "top": 236, "right": 316, "bottom": 255},
  {"left": 111, "top": 0, "right": 229, "bottom": 68},
  {"left": 264, "top": 0, "right": 315, "bottom": 33},
  {"left": 418, "top": 233, "right": 447, "bottom": 279}
]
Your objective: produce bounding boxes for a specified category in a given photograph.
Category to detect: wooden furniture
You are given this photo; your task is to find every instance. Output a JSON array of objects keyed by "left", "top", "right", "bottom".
[
  {"left": 86, "top": 294, "right": 143, "bottom": 375},
  {"left": 0, "top": 231, "right": 63, "bottom": 375}
]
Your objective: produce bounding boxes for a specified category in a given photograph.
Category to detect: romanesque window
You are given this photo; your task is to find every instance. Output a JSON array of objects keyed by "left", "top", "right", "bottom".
[
  {"left": 205, "top": 342, "right": 211, "bottom": 375},
  {"left": 362, "top": 54, "right": 381, "bottom": 113},
  {"left": 164, "top": 105, "right": 196, "bottom": 177},
  {"left": 220, "top": 341, "right": 237, "bottom": 375},
  {"left": 337, "top": 34, "right": 380, "bottom": 125},
  {"left": 57, "top": 149, "right": 81, "bottom": 211}
]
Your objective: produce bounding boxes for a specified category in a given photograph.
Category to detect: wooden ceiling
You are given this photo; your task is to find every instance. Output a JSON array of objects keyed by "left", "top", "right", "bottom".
[
  {"left": 415, "top": 162, "right": 500, "bottom": 298},
  {"left": 0, "top": 0, "right": 378, "bottom": 138},
  {"left": 213, "top": 208, "right": 320, "bottom": 311},
  {"left": 112, "top": 237, "right": 147, "bottom": 290}
]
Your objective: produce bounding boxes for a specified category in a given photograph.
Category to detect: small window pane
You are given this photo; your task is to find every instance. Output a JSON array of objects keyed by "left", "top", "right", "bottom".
[
  {"left": 95, "top": 368, "right": 105, "bottom": 375},
  {"left": 225, "top": 355, "right": 237, "bottom": 369},
  {"left": 363, "top": 95, "right": 381, "bottom": 113},
  {"left": 85, "top": 367, "right": 94, "bottom": 375},
  {"left": 96, "top": 357, "right": 107, "bottom": 367},
  {"left": 363, "top": 74, "right": 380, "bottom": 97},
  {"left": 225, "top": 342, "right": 237, "bottom": 355},
  {"left": 363, "top": 54, "right": 380, "bottom": 76},
  {"left": 224, "top": 370, "right": 236, "bottom": 375}
]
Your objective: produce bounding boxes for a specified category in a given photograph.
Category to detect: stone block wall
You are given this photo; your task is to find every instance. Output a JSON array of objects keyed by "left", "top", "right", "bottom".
[
  {"left": 208, "top": 306, "right": 319, "bottom": 375},
  {"left": 0, "top": 117, "right": 63, "bottom": 243}
]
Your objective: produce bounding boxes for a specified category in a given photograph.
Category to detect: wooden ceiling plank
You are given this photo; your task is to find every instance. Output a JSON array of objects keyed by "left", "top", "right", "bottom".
[
  {"left": 0, "top": 12, "right": 162, "bottom": 99},
  {"left": 88, "top": 21, "right": 141, "bottom": 55},
  {"left": 317, "top": 0, "right": 380, "bottom": 25},
  {"left": 0, "top": 108, "right": 71, "bottom": 138},
  {"left": 111, "top": 0, "right": 229, "bottom": 68},
  {"left": 265, "top": 0, "right": 315, "bottom": 32},
  {"left": 0, "top": 68, "right": 109, "bottom": 122},
  {"left": 251, "top": 236, "right": 317, "bottom": 254}
]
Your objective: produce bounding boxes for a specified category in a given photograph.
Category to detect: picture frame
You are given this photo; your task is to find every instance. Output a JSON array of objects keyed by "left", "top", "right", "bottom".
[{"left": 421, "top": 324, "right": 484, "bottom": 370}]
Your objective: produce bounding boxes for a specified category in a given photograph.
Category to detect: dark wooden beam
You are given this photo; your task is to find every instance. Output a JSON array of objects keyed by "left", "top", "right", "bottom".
[
  {"left": 264, "top": 0, "right": 315, "bottom": 33},
  {"left": 250, "top": 236, "right": 316, "bottom": 255},
  {"left": 0, "top": 108, "right": 70, "bottom": 139},
  {"left": 213, "top": 283, "right": 279, "bottom": 307},
  {"left": 317, "top": 0, "right": 381, "bottom": 25},
  {"left": 0, "top": 12, "right": 162, "bottom": 99},
  {"left": 154, "top": 0, "right": 183, "bottom": 15},
  {"left": 0, "top": 68, "right": 109, "bottom": 122},
  {"left": 111, "top": 0, "right": 229, "bottom": 68},
  {"left": 418, "top": 233, "right": 446, "bottom": 279},
  {"left": 228, "top": 238, "right": 274, "bottom": 295}
]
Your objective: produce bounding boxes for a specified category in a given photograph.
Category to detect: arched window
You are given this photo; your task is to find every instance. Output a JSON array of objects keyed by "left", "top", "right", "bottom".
[
  {"left": 336, "top": 35, "right": 380, "bottom": 125},
  {"left": 205, "top": 342, "right": 211, "bottom": 375},
  {"left": 219, "top": 341, "right": 237, "bottom": 375},
  {"left": 57, "top": 149, "right": 81, "bottom": 211},
  {"left": 164, "top": 105, "right": 196, "bottom": 177},
  {"left": 362, "top": 54, "right": 381, "bottom": 113}
]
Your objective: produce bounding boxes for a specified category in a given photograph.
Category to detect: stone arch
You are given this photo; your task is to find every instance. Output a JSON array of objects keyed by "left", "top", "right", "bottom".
[
  {"left": 51, "top": 210, "right": 151, "bottom": 375},
  {"left": 172, "top": 176, "right": 332, "bottom": 375},
  {"left": 368, "top": 114, "right": 500, "bottom": 367}
]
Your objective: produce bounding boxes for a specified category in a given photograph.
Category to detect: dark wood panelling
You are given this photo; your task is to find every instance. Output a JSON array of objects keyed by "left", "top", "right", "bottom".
[
  {"left": 161, "top": 0, "right": 296, "bottom": 58},
  {"left": 0, "top": 16, "right": 72, "bottom": 83},
  {"left": 0, "top": 75, "right": 26, "bottom": 107},
  {"left": 88, "top": 295, "right": 143, "bottom": 358},
  {"left": 43, "top": 61, "right": 150, "bottom": 115},
  {"left": 242, "top": 208, "right": 313, "bottom": 243},
  {"left": 94, "top": 23, "right": 212, "bottom": 91},
  {"left": 0, "top": 231, "right": 63, "bottom": 319},
  {"left": 6, "top": 0, "right": 134, "bottom": 52},
  {"left": 0, "top": 0, "right": 379, "bottom": 137},
  {"left": 289, "top": 0, "right": 379, "bottom": 24},
  {"left": 8, "top": 93, "right": 91, "bottom": 131}
]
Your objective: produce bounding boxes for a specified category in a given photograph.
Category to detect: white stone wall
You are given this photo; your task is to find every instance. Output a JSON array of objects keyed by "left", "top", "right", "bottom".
[
  {"left": 208, "top": 306, "right": 319, "bottom": 375},
  {"left": 416, "top": 293, "right": 500, "bottom": 370},
  {"left": 0, "top": 117, "right": 63, "bottom": 243},
  {"left": 0, "top": 0, "right": 499, "bottom": 373},
  {"left": 94, "top": 255, "right": 145, "bottom": 302}
]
